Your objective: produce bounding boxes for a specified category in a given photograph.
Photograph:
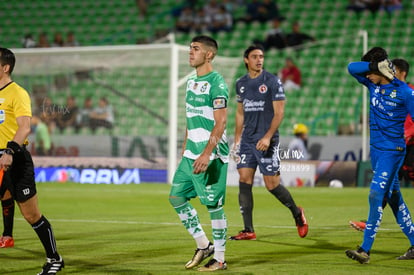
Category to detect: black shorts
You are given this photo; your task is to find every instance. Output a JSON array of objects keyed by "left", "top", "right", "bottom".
[
  {"left": 236, "top": 139, "right": 281, "bottom": 176},
  {"left": 0, "top": 147, "right": 37, "bottom": 202}
]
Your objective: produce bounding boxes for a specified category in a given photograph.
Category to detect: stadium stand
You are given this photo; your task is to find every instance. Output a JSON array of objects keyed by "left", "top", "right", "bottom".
[{"left": 1, "top": 0, "right": 413, "bottom": 137}]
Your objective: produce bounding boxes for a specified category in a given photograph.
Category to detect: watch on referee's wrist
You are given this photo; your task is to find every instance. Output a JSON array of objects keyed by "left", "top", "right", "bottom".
[{"left": 3, "top": 148, "right": 14, "bottom": 156}]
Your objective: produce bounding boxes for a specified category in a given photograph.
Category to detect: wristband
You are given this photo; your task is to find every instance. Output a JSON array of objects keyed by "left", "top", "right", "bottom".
[
  {"left": 3, "top": 148, "right": 14, "bottom": 155},
  {"left": 7, "top": 141, "right": 22, "bottom": 154},
  {"left": 368, "top": 62, "right": 378, "bottom": 72}
]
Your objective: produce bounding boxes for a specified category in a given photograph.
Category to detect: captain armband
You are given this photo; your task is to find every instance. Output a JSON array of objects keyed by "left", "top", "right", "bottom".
[{"left": 213, "top": 97, "right": 227, "bottom": 109}]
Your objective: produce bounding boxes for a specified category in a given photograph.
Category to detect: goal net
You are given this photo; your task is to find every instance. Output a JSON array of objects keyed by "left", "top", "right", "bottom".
[{"left": 12, "top": 37, "right": 241, "bottom": 182}]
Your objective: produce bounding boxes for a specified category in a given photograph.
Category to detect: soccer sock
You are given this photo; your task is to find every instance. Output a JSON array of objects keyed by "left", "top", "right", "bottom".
[
  {"left": 361, "top": 189, "right": 385, "bottom": 252},
  {"left": 1, "top": 198, "right": 14, "bottom": 237},
  {"left": 32, "top": 215, "right": 59, "bottom": 259},
  {"left": 239, "top": 182, "right": 254, "bottom": 232},
  {"left": 269, "top": 184, "right": 301, "bottom": 218},
  {"left": 388, "top": 190, "right": 414, "bottom": 245},
  {"left": 169, "top": 197, "right": 209, "bottom": 248},
  {"left": 208, "top": 205, "right": 227, "bottom": 263}
]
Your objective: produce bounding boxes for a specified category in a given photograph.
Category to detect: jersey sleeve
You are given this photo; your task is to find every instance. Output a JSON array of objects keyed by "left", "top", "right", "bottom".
[
  {"left": 348, "top": 61, "right": 371, "bottom": 86},
  {"left": 14, "top": 88, "right": 32, "bottom": 118},
  {"left": 235, "top": 78, "right": 243, "bottom": 103},
  {"left": 405, "top": 86, "right": 414, "bottom": 120},
  {"left": 272, "top": 75, "right": 285, "bottom": 101}
]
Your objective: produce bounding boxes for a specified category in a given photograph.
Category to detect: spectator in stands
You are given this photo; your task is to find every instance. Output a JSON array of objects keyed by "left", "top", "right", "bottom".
[
  {"left": 209, "top": 5, "right": 233, "bottom": 33},
  {"left": 286, "top": 21, "right": 315, "bottom": 49},
  {"left": 193, "top": 8, "right": 211, "bottom": 33},
  {"left": 203, "top": 0, "right": 221, "bottom": 19},
  {"left": 64, "top": 31, "right": 80, "bottom": 47},
  {"left": 278, "top": 57, "right": 302, "bottom": 91},
  {"left": 37, "top": 32, "right": 50, "bottom": 48},
  {"left": 89, "top": 97, "right": 114, "bottom": 133},
  {"left": 240, "top": 0, "right": 283, "bottom": 24},
  {"left": 382, "top": 0, "right": 403, "bottom": 16},
  {"left": 56, "top": 96, "right": 79, "bottom": 133},
  {"left": 346, "top": 0, "right": 382, "bottom": 17},
  {"left": 31, "top": 113, "right": 52, "bottom": 156},
  {"left": 175, "top": 6, "right": 194, "bottom": 33},
  {"left": 253, "top": 16, "right": 287, "bottom": 51},
  {"left": 51, "top": 32, "right": 64, "bottom": 47},
  {"left": 241, "top": 0, "right": 264, "bottom": 23},
  {"left": 135, "top": 0, "right": 148, "bottom": 17},
  {"left": 76, "top": 97, "right": 94, "bottom": 133},
  {"left": 40, "top": 96, "right": 57, "bottom": 133},
  {"left": 257, "top": 0, "right": 282, "bottom": 22},
  {"left": 22, "top": 33, "right": 36, "bottom": 48},
  {"left": 288, "top": 123, "right": 309, "bottom": 160},
  {"left": 222, "top": 0, "right": 236, "bottom": 14}
]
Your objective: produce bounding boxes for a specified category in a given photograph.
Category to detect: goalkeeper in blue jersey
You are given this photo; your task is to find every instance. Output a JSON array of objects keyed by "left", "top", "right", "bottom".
[{"left": 345, "top": 47, "right": 414, "bottom": 264}]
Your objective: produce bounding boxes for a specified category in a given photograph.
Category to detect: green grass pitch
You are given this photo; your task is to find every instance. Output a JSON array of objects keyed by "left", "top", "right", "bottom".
[{"left": 2, "top": 182, "right": 414, "bottom": 274}]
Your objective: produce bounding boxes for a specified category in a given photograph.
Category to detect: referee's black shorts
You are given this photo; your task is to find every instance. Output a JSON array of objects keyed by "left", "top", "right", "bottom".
[{"left": 0, "top": 147, "right": 37, "bottom": 202}]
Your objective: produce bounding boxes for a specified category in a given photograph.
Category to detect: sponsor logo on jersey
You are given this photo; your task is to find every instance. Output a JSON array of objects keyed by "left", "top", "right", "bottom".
[
  {"left": 186, "top": 106, "right": 203, "bottom": 115},
  {"left": 385, "top": 101, "right": 396, "bottom": 107},
  {"left": 259, "top": 84, "right": 268, "bottom": 94},
  {"left": 243, "top": 99, "right": 265, "bottom": 112},
  {"left": 0, "top": 110, "right": 4, "bottom": 124}
]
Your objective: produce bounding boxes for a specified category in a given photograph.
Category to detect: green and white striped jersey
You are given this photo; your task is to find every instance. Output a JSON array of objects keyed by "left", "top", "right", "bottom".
[{"left": 184, "top": 71, "right": 229, "bottom": 163}]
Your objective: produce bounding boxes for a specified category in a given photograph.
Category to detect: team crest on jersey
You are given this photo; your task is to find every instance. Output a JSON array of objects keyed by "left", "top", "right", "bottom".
[
  {"left": 259, "top": 84, "right": 268, "bottom": 94},
  {"left": 0, "top": 98, "right": 4, "bottom": 106},
  {"left": 201, "top": 83, "right": 209, "bottom": 93},
  {"left": 390, "top": 90, "right": 397, "bottom": 98},
  {"left": 381, "top": 89, "right": 385, "bottom": 94}
]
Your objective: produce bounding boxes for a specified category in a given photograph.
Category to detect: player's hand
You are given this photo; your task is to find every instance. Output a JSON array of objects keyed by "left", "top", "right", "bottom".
[
  {"left": 193, "top": 154, "right": 210, "bottom": 174},
  {"left": 0, "top": 154, "right": 12, "bottom": 171},
  {"left": 377, "top": 59, "right": 395, "bottom": 80},
  {"left": 230, "top": 143, "right": 240, "bottom": 163},
  {"left": 256, "top": 137, "right": 270, "bottom": 151}
]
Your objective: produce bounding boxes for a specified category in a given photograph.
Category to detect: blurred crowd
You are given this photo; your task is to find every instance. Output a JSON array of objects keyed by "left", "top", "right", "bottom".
[
  {"left": 22, "top": 31, "right": 80, "bottom": 48},
  {"left": 35, "top": 95, "right": 114, "bottom": 135}
]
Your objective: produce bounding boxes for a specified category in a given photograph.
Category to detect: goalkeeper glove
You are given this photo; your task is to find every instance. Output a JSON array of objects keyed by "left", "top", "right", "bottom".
[
  {"left": 230, "top": 143, "right": 240, "bottom": 163},
  {"left": 369, "top": 59, "right": 395, "bottom": 80}
]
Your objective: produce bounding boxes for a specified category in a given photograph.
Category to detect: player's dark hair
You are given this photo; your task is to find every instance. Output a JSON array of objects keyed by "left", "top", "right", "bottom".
[
  {"left": 243, "top": 44, "right": 264, "bottom": 69},
  {"left": 0, "top": 47, "right": 16, "bottom": 74},
  {"left": 191, "top": 35, "right": 218, "bottom": 51},
  {"left": 392, "top": 58, "right": 409, "bottom": 75},
  {"left": 361, "top": 46, "right": 388, "bottom": 63},
  {"left": 244, "top": 44, "right": 264, "bottom": 59}
]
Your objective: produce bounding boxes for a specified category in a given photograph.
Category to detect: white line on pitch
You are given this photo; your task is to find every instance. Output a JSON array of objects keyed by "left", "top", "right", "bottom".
[{"left": 15, "top": 218, "right": 401, "bottom": 231}]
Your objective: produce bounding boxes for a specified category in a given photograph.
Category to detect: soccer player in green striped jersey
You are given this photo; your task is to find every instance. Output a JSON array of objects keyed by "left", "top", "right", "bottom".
[{"left": 169, "top": 35, "right": 229, "bottom": 271}]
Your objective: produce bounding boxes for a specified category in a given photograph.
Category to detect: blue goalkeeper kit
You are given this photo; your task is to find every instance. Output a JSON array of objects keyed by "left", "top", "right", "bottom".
[{"left": 348, "top": 61, "right": 414, "bottom": 252}]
